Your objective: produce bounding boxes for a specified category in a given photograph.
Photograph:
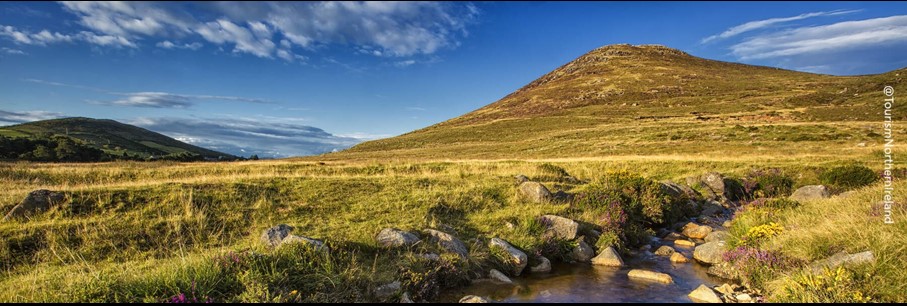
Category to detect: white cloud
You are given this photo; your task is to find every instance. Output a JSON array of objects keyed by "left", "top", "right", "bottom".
[
  {"left": 1, "top": 47, "right": 26, "bottom": 55},
  {"left": 730, "top": 15, "right": 907, "bottom": 60},
  {"left": 702, "top": 10, "right": 860, "bottom": 43},
  {"left": 130, "top": 116, "right": 363, "bottom": 157},
  {"left": 395, "top": 59, "right": 417, "bottom": 67},
  {"left": 0, "top": 109, "right": 65, "bottom": 124},
  {"left": 21, "top": 1, "right": 479, "bottom": 60},
  {"left": 26, "top": 78, "right": 272, "bottom": 108},
  {"left": 156, "top": 40, "right": 202, "bottom": 50},
  {"left": 0, "top": 25, "right": 134, "bottom": 48}
]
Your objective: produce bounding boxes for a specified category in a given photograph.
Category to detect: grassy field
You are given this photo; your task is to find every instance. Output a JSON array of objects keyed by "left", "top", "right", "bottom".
[{"left": 0, "top": 154, "right": 903, "bottom": 302}]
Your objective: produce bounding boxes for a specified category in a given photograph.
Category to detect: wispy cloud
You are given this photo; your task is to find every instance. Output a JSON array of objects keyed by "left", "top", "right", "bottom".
[
  {"left": 0, "top": 109, "right": 65, "bottom": 124},
  {"left": 0, "top": 25, "right": 135, "bottom": 48},
  {"left": 11, "top": 1, "right": 479, "bottom": 63},
  {"left": 730, "top": 15, "right": 907, "bottom": 60},
  {"left": 405, "top": 107, "right": 426, "bottom": 111},
  {"left": 156, "top": 40, "right": 202, "bottom": 50},
  {"left": 26, "top": 78, "right": 272, "bottom": 108},
  {"left": 702, "top": 9, "right": 860, "bottom": 43},
  {"left": 1, "top": 47, "right": 26, "bottom": 55},
  {"left": 130, "top": 116, "right": 362, "bottom": 157}
]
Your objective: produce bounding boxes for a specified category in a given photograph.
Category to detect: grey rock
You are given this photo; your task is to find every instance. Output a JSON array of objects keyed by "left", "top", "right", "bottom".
[
  {"left": 571, "top": 239, "right": 595, "bottom": 263},
  {"left": 489, "top": 238, "right": 528, "bottom": 276},
  {"left": 374, "top": 281, "right": 401, "bottom": 299},
  {"left": 530, "top": 256, "right": 552, "bottom": 273},
  {"left": 282, "top": 235, "right": 329, "bottom": 252},
  {"left": 693, "top": 241, "right": 727, "bottom": 265},
  {"left": 790, "top": 185, "right": 830, "bottom": 201},
  {"left": 707, "top": 262, "right": 740, "bottom": 280},
  {"left": 488, "top": 269, "right": 513, "bottom": 284},
  {"left": 592, "top": 246, "right": 624, "bottom": 267},
  {"left": 424, "top": 229, "right": 469, "bottom": 258},
  {"left": 376, "top": 228, "right": 420, "bottom": 248},
  {"left": 705, "top": 230, "right": 729, "bottom": 243},
  {"left": 514, "top": 174, "right": 530, "bottom": 184},
  {"left": 654, "top": 245, "right": 676, "bottom": 256},
  {"left": 400, "top": 292, "right": 414, "bottom": 303},
  {"left": 540, "top": 215, "right": 579, "bottom": 240},
  {"left": 421, "top": 253, "right": 441, "bottom": 261},
  {"left": 519, "top": 182, "right": 552, "bottom": 203},
  {"left": 261, "top": 224, "right": 295, "bottom": 247},
  {"left": 3, "top": 189, "right": 65, "bottom": 221}
]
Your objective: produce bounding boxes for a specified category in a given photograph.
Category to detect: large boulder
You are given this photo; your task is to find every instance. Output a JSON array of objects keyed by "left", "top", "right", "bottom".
[
  {"left": 519, "top": 182, "right": 552, "bottom": 203},
  {"left": 700, "top": 172, "right": 726, "bottom": 200},
  {"left": 790, "top": 185, "right": 830, "bottom": 201},
  {"left": 690, "top": 173, "right": 745, "bottom": 202},
  {"left": 424, "top": 229, "right": 469, "bottom": 258},
  {"left": 530, "top": 256, "right": 552, "bottom": 273},
  {"left": 540, "top": 215, "right": 579, "bottom": 240},
  {"left": 376, "top": 228, "right": 420, "bottom": 248},
  {"left": 688, "top": 284, "right": 723, "bottom": 303},
  {"left": 571, "top": 240, "right": 595, "bottom": 263},
  {"left": 3, "top": 190, "right": 66, "bottom": 221},
  {"left": 489, "top": 238, "right": 528, "bottom": 275},
  {"left": 261, "top": 224, "right": 328, "bottom": 252},
  {"left": 627, "top": 269, "right": 673, "bottom": 284},
  {"left": 693, "top": 241, "right": 727, "bottom": 265},
  {"left": 682, "top": 223, "right": 713, "bottom": 239},
  {"left": 660, "top": 181, "right": 701, "bottom": 199},
  {"left": 591, "top": 246, "right": 624, "bottom": 267}
]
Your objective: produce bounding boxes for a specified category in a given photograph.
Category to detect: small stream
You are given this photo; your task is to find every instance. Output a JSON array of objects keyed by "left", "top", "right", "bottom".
[{"left": 439, "top": 244, "right": 726, "bottom": 303}]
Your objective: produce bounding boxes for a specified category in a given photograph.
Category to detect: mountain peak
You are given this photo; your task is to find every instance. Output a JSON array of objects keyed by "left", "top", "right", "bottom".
[{"left": 588, "top": 44, "right": 690, "bottom": 57}]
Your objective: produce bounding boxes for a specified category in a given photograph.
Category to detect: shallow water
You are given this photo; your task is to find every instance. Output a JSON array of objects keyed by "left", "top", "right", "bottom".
[{"left": 439, "top": 244, "right": 726, "bottom": 303}]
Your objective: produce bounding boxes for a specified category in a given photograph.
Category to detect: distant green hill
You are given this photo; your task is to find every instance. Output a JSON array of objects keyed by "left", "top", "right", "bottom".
[{"left": 0, "top": 117, "right": 233, "bottom": 160}]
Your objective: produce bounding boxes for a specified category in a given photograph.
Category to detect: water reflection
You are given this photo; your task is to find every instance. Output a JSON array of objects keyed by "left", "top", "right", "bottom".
[{"left": 439, "top": 247, "right": 725, "bottom": 303}]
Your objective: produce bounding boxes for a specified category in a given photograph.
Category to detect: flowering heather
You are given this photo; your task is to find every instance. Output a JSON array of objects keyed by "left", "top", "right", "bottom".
[
  {"left": 723, "top": 246, "right": 788, "bottom": 268},
  {"left": 166, "top": 281, "right": 213, "bottom": 303}
]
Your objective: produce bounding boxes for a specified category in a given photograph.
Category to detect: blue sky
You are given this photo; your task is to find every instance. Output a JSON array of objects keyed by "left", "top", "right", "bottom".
[{"left": 1, "top": 1, "right": 906, "bottom": 157}]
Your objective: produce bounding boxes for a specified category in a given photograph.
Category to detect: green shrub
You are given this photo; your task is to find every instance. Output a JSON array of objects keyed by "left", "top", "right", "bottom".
[
  {"left": 743, "top": 168, "right": 795, "bottom": 198},
  {"left": 537, "top": 163, "right": 569, "bottom": 177},
  {"left": 819, "top": 165, "right": 878, "bottom": 190}
]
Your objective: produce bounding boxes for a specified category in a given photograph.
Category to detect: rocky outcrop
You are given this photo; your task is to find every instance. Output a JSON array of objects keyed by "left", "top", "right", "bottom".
[
  {"left": 571, "top": 240, "right": 594, "bottom": 263},
  {"left": 682, "top": 223, "right": 713, "bottom": 239},
  {"left": 540, "top": 215, "right": 579, "bottom": 240},
  {"left": 688, "top": 173, "right": 745, "bottom": 202},
  {"left": 459, "top": 295, "right": 491, "bottom": 303},
  {"left": 376, "top": 228, "right": 420, "bottom": 248},
  {"left": 489, "top": 238, "right": 528, "bottom": 275},
  {"left": 688, "top": 284, "right": 723, "bottom": 303},
  {"left": 3, "top": 189, "right": 66, "bottom": 221},
  {"left": 424, "top": 229, "right": 469, "bottom": 258},
  {"left": 591, "top": 246, "right": 624, "bottom": 267},
  {"left": 261, "top": 224, "right": 328, "bottom": 252},
  {"left": 790, "top": 185, "right": 830, "bottom": 201},
  {"left": 627, "top": 269, "right": 673, "bottom": 284},
  {"left": 519, "top": 182, "right": 552, "bottom": 203},
  {"left": 693, "top": 241, "right": 726, "bottom": 265}
]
